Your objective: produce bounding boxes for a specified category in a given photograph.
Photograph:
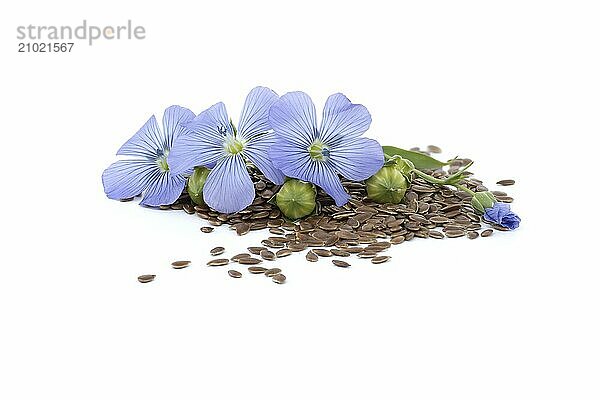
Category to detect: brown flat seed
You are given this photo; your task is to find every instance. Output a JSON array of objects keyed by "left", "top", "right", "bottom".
[
  {"left": 248, "top": 266, "right": 268, "bottom": 274},
  {"left": 313, "top": 249, "right": 333, "bottom": 257},
  {"left": 265, "top": 268, "right": 282, "bottom": 277},
  {"left": 331, "top": 249, "right": 351, "bottom": 257},
  {"left": 429, "top": 230, "right": 445, "bottom": 239},
  {"left": 248, "top": 246, "right": 266, "bottom": 255},
  {"left": 332, "top": 260, "right": 350, "bottom": 268},
  {"left": 371, "top": 256, "right": 391, "bottom": 264},
  {"left": 496, "top": 179, "right": 515, "bottom": 186},
  {"left": 390, "top": 236, "right": 405, "bottom": 244},
  {"left": 207, "top": 258, "right": 229, "bottom": 266},
  {"left": 200, "top": 227, "right": 214, "bottom": 233},
  {"left": 481, "top": 229, "right": 493, "bottom": 237},
  {"left": 288, "top": 243, "right": 308, "bottom": 252},
  {"left": 137, "top": 274, "right": 156, "bottom": 283},
  {"left": 231, "top": 253, "right": 251, "bottom": 262},
  {"left": 260, "top": 249, "right": 276, "bottom": 261},
  {"left": 228, "top": 270, "right": 242, "bottom": 278},
  {"left": 183, "top": 204, "right": 195, "bottom": 214},
  {"left": 235, "top": 222, "right": 250, "bottom": 236},
  {"left": 238, "top": 257, "right": 263, "bottom": 265},
  {"left": 171, "top": 260, "right": 191, "bottom": 269},
  {"left": 445, "top": 230, "right": 465, "bottom": 238},
  {"left": 210, "top": 247, "right": 225, "bottom": 256},
  {"left": 427, "top": 145, "right": 442, "bottom": 153},
  {"left": 276, "top": 249, "right": 292, "bottom": 258},
  {"left": 306, "top": 251, "right": 319, "bottom": 262},
  {"left": 358, "top": 251, "right": 378, "bottom": 258},
  {"left": 271, "top": 273, "right": 286, "bottom": 284},
  {"left": 467, "top": 231, "right": 479, "bottom": 239}
]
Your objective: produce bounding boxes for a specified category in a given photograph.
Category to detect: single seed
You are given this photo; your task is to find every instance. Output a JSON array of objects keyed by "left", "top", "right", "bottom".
[
  {"left": 171, "top": 260, "right": 191, "bottom": 269},
  {"left": 265, "top": 268, "right": 282, "bottom": 277},
  {"left": 331, "top": 249, "right": 351, "bottom": 257},
  {"left": 276, "top": 249, "right": 292, "bottom": 258},
  {"left": 313, "top": 249, "right": 332, "bottom": 257},
  {"left": 332, "top": 260, "right": 351, "bottom": 268},
  {"left": 234, "top": 222, "right": 250, "bottom": 236},
  {"left": 210, "top": 247, "right": 225, "bottom": 256},
  {"left": 427, "top": 145, "right": 442, "bottom": 153},
  {"left": 371, "top": 256, "right": 391, "bottom": 264},
  {"left": 200, "top": 227, "right": 214, "bottom": 233},
  {"left": 207, "top": 258, "right": 229, "bottom": 266},
  {"left": 496, "top": 179, "right": 515, "bottom": 186},
  {"left": 231, "top": 253, "right": 251, "bottom": 262},
  {"left": 445, "top": 230, "right": 465, "bottom": 238},
  {"left": 248, "top": 246, "right": 266, "bottom": 255},
  {"left": 429, "top": 230, "right": 445, "bottom": 239},
  {"left": 260, "top": 249, "right": 276, "bottom": 261},
  {"left": 137, "top": 274, "right": 155, "bottom": 283},
  {"left": 467, "top": 231, "right": 479, "bottom": 239},
  {"left": 481, "top": 229, "right": 493, "bottom": 237},
  {"left": 306, "top": 251, "right": 319, "bottom": 262},
  {"left": 248, "top": 266, "right": 268, "bottom": 274},
  {"left": 228, "top": 270, "right": 242, "bottom": 278},
  {"left": 271, "top": 273, "right": 286, "bottom": 284},
  {"left": 238, "top": 257, "right": 263, "bottom": 265}
]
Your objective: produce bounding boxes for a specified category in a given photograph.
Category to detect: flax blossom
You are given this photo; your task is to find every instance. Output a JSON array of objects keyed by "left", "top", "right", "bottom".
[
  {"left": 102, "top": 106, "right": 195, "bottom": 206},
  {"left": 168, "top": 87, "right": 284, "bottom": 213},
  {"left": 268, "top": 92, "right": 384, "bottom": 206}
]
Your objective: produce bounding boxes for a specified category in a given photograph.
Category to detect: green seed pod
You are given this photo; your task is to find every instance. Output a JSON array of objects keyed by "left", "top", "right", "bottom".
[
  {"left": 471, "top": 191, "right": 496, "bottom": 213},
  {"left": 366, "top": 165, "right": 409, "bottom": 204},
  {"left": 276, "top": 179, "right": 316, "bottom": 220},
  {"left": 187, "top": 167, "right": 210, "bottom": 206}
]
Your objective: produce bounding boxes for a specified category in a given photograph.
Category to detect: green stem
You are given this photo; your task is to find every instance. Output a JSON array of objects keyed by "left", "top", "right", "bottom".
[
  {"left": 411, "top": 169, "right": 449, "bottom": 185},
  {"left": 454, "top": 184, "right": 476, "bottom": 197},
  {"left": 411, "top": 168, "right": 476, "bottom": 197}
]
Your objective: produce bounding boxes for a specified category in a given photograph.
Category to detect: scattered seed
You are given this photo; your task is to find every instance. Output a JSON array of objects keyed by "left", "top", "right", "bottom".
[
  {"left": 228, "top": 270, "right": 242, "bottom": 278},
  {"left": 248, "top": 246, "right": 266, "bottom": 255},
  {"left": 496, "top": 179, "right": 515, "bottom": 186},
  {"left": 201, "top": 227, "right": 214, "bottom": 233},
  {"left": 313, "top": 249, "right": 332, "bottom": 257},
  {"left": 248, "top": 266, "right": 268, "bottom": 274},
  {"left": 276, "top": 249, "right": 292, "bottom": 258},
  {"left": 427, "top": 145, "right": 442, "bottom": 154},
  {"left": 467, "top": 231, "right": 479, "bottom": 239},
  {"left": 371, "top": 256, "right": 390, "bottom": 264},
  {"left": 137, "top": 274, "right": 155, "bottom": 283},
  {"left": 231, "top": 253, "right": 251, "bottom": 262},
  {"left": 306, "top": 251, "right": 319, "bottom": 262},
  {"left": 332, "top": 260, "right": 350, "bottom": 268},
  {"left": 265, "top": 268, "right": 282, "bottom": 277},
  {"left": 234, "top": 222, "right": 250, "bottom": 236},
  {"left": 271, "top": 273, "right": 286, "bottom": 284},
  {"left": 238, "top": 257, "right": 263, "bottom": 265},
  {"left": 207, "top": 258, "right": 229, "bottom": 266},
  {"left": 260, "top": 249, "right": 276, "bottom": 261},
  {"left": 481, "top": 229, "right": 493, "bottom": 237},
  {"left": 210, "top": 247, "right": 225, "bottom": 256},
  {"left": 171, "top": 260, "right": 191, "bottom": 269}
]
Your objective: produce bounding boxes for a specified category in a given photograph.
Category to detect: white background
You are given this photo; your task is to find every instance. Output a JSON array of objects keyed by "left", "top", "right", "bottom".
[{"left": 1, "top": 1, "right": 599, "bottom": 399}]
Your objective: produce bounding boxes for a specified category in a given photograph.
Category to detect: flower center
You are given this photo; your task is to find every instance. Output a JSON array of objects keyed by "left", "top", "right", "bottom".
[
  {"left": 224, "top": 135, "right": 245, "bottom": 155},
  {"left": 308, "top": 140, "right": 330, "bottom": 161},
  {"left": 156, "top": 153, "right": 170, "bottom": 172}
]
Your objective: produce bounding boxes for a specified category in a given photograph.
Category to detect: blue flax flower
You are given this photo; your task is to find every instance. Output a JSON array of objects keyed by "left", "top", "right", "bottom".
[
  {"left": 268, "top": 92, "right": 384, "bottom": 206},
  {"left": 102, "top": 106, "right": 195, "bottom": 206},
  {"left": 168, "top": 87, "right": 284, "bottom": 213},
  {"left": 484, "top": 202, "right": 521, "bottom": 230}
]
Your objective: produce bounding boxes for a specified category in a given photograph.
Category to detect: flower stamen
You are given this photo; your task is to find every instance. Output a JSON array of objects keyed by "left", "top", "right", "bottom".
[{"left": 308, "top": 140, "right": 330, "bottom": 161}]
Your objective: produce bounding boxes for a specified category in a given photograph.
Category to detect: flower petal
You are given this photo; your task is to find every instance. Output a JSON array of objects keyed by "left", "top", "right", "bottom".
[
  {"left": 117, "top": 115, "right": 165, "bottom": 159},
  {"left": 162, "top": 105, "right": 195, "bottom": 150},
  {"left": 237, "top": 87, "right": 279, "bottom": 140},
  {"left": 328, "top": 137, "right": 384, "bottom": 181},
  {"left": 243, "top": 132, "right": 285, "bottom": 184},
  {"left": 269, "top": 91, "right": 318, "bottom": 147},
  {"left": 202, "top": 154, "right": 255, "bottom": 213},
  {"left": 102, "top": 159, "right": 158, "bottom": 200},
  {"left": 307, "top": 162, "right": 350, "bottom": 206},
  {"left": 140, "top": 172, "right": 187, "bottom": 206},
  {"left": 319, "top": 93, "right": 372, "bottom": 145},
  {"left": 168, "top": 103, "right": 230, "bottom": 175}
]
